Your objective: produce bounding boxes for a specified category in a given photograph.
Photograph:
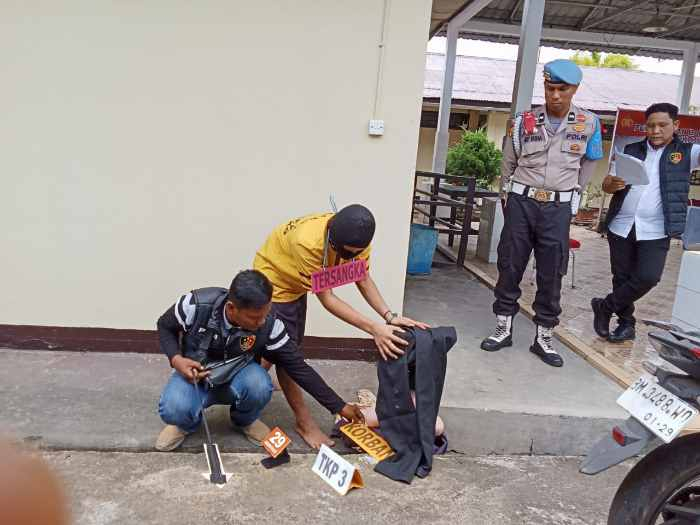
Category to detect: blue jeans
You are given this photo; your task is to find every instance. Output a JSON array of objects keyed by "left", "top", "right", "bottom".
[{"left": 158, "top": 362, "right": 273, "bottom": 433}]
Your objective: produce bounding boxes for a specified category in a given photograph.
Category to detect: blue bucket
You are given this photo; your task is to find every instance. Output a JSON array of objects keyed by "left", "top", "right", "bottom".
[{"left": 407, "top": 223, "right": 438, "bottom": 275}]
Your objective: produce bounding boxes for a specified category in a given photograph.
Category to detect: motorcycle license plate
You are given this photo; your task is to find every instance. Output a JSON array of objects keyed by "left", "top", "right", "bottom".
[{"left": 617, "top": 373, "right": 698, "bottom": 443}]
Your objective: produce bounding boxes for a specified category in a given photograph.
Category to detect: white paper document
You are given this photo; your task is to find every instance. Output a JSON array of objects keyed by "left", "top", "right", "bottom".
[{"left": 613, "top": 149, "right": 649, "bottom": 185}]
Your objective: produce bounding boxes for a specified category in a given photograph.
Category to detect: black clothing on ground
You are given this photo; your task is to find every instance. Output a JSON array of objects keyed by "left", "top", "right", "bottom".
[
  {"left": 493, "top": 193, "right": 572, "bottom": 328},
  {"left": 374, "top": 326, "right": 457, "bottom": 483},
  {"left": 156, "top": 288, "right": 345, "bottom": 414},
  {"left": 604, "top": 228, "right": 670, "bottom": 325}
]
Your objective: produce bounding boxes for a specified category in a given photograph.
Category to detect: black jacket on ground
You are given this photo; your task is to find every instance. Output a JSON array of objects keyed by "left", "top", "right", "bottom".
[{"left": 374, "top": 326, "right": 457, "bottom": 483}]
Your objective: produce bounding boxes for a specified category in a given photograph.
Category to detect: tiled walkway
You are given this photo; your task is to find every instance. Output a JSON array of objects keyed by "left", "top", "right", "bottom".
[{"left": 452, "top": 225, "right": 684, "bottom": 383}]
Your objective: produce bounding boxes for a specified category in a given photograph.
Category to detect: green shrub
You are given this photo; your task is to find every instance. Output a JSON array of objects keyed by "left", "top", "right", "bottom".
[{"left": 445, "top": 129, "right": 502, "bottom": 189}]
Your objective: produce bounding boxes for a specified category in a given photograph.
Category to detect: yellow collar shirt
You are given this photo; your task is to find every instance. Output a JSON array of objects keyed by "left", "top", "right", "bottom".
[{"left": 254, "top": 213, "right": 371, "bottom": 303}]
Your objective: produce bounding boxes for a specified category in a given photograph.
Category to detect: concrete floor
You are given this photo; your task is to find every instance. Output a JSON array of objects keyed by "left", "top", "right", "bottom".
[
  {"left": 402, "top": 264, "right": 626, "bottom": 455},
  {"left": 0, "top": 350, "right": 372, "bottom": 454},
  {"left": 405, "top": 264, "right": 625, "bottom": 419},
  {"left": 0, "top": 266, "right": 637, "bottom": 524},
  {"left": 462, "top": 225, "right": 686, "bottom": 382},
  {"left": 43, "top": 450, "right": 631, "bottom": 525},
  {"left": 0, "top": 266, "right": 627, "bottom": 456}
]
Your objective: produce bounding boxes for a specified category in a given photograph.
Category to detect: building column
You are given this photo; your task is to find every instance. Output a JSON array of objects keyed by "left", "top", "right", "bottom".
[
  {"left": 431, "top": 0, "right": 494, "bottom": 173},
  {"left": 486, "top": 112, "right": 509, "bottom": 150},
  {"left": 468, "top": 109, "right": 481, "bottom": 130},
  {"left": 431, "top": 23, "right": 458, "bottom": 174},
  {"left": 677, "top": 44, "right": 698, "bottom": 114},
  {"left": 510, "top": 0, "right": 545, "bottom": 115}
]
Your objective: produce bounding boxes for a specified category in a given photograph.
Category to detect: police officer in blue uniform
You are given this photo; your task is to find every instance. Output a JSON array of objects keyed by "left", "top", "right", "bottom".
[{"left": 481, "top": 59, "right": 604, "bottom": 367}]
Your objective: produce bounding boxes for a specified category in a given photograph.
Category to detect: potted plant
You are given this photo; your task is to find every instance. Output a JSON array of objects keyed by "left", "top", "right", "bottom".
[
  {"left": 445, "top": 128, "right": 502, "bottom": 190},
  {"left": 445, "top": 128, "right": 502, "bottom": 223}
]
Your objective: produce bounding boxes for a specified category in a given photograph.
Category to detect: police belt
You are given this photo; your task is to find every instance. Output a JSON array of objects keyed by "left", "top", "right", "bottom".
[{"left": 509, "top": 182, "right": 574, "bottom": 203}]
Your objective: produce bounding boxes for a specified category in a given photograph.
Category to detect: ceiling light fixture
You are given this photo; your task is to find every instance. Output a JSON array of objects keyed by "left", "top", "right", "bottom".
[{"left": 642, "top": 7, "right": 669, "bottom": 33}]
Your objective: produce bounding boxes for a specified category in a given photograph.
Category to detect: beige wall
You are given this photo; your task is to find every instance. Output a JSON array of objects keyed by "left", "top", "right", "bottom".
[
  {"left": 416, "top": 109, "right": 506, "bottom": 173},
  {"left": 416, "top": 127, "right": 463, "bottom": 172},
  {"left": 0, "top": 1, "right": 432, "bottom": 336}
]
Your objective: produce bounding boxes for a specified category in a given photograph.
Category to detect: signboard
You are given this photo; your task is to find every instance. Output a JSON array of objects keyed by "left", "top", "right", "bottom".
[
  {"left": 262, "top": 427, "right": 291, "bottom": 459},
  {"left": 611, "top": 109, "right": 700, "bottom": 155},
  {"left": 311, "top": 444, "right": 364, "bottom": 496},
  {"left": 339, "top": 423, "right": 395, "bottom": 461},
  {"left": 311, "top": 259, "right": 367, "bottom": 294}
]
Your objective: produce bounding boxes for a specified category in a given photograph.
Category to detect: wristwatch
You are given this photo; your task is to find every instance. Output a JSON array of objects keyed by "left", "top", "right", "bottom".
[{"left": 383, "top": 310, "right": 398, "bottom": 324}]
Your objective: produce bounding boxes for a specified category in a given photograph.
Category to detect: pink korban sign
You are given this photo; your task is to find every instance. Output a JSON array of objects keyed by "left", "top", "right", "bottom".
[{"left": 311, "top": 260, "right": 367, "bottom": 294}]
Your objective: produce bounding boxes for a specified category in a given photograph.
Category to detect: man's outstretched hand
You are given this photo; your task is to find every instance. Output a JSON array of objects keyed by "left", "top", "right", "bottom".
[
  {"left": 389, "top": 315, "right": 430, "bottom": 331},
  {"left": 371, "top": 315, "right": 432, "bottom": 361},
  {"left": 339, "top": 404, "right": 365, "bottom": 424},
  {"left": 371, "top": 323, "right": 408, "bottom": 361},
  {"left": 171, "top": 355, "right": 209, "bottom": 383}
]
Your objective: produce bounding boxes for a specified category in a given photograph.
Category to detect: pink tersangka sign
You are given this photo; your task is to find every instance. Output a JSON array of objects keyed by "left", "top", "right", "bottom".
[{"left": 311, "top": 260, "right": 367, "bottom": 294}]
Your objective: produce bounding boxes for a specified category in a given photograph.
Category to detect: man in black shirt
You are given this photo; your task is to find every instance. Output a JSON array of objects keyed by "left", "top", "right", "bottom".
[{"left": 155, "top": 270, "right": 363, "bottom": 451}]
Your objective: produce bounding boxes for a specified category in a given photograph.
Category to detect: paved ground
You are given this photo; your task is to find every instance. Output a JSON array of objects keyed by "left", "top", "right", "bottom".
[
  {"left": 456, "top": 224, "right": 685, "bottom": 381},
  {"left": 0, "top": 258, "right": 634, "bottom": 523},
  {"left": 405, "top": 264, "right": 624, "bottom": 420},
  {"left": 403, "top": 263, "right": 626, "bottom": 455},
  {"left": 42, "top": 450, "right": 630, "bottom": 525},
  {"left": 0, "top": 350, "right": 371, "bottom": 454},
  {"left": 0, "top": 265, "right": 624, "bottom": 456}
]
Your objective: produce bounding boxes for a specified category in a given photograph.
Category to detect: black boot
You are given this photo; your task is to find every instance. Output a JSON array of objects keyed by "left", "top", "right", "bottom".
[
  {"left": 608, "top": 321, "right": 636, "bottom": 343},
  {"left": 591, "top": 298, "right": 613, "bottom": 339},
  {"left": 481, "top": 315, "right": 513, "bottom": 352},
  {"left": 529, "top": 325, "right": 563, "bottom": 367}
]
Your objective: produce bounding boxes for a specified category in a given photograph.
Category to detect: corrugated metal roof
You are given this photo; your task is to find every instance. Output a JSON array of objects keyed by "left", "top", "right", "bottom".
[
  {"left": 480, "top": 0, "right": 700, "bottom": 38},
  {"left": 423, "top": 52, "right": 700, "bottom": 113},
  {"left": 430, "top": 0, "right": 469, "bottom": 35},
  {"left": 430, "top": 0, "right": 700, "bottom": 60}
]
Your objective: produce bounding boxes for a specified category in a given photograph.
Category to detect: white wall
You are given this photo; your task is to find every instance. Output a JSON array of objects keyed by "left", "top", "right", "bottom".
[
  {"left": 0, "top": 1, "right": 432, "bottom": 336},
  {"left": 672, "top": 252, "right": 700, "bottom": 331}
]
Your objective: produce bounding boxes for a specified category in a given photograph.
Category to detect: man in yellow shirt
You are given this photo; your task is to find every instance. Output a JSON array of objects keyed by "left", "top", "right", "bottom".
[{"left": 254, "top": 204, "right": 427, "bottom": 448}]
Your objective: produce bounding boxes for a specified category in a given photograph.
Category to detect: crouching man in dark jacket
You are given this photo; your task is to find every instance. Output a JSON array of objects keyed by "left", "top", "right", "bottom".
[{"left": 155, "top": 269, "right": 363, "bottom": 451}]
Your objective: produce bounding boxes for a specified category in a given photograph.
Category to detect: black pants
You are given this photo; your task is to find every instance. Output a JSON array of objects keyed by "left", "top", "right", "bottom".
[
  {"left": 270, "top": 295, "right": 308, "bottom": 348},
  {"left": 604, "top": 228, "right": 670, "bottom": 325},
  {"left": 493, "top": 193, "right": 572, "bottom": 328}
]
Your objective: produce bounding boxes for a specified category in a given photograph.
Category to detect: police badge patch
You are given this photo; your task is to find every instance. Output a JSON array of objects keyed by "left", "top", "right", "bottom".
[{"left": 240, "top": 335, "right": 256, "bottom": 351}]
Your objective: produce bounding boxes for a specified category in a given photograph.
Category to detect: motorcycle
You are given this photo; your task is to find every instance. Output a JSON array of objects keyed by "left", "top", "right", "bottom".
[{"left": 580, "top": 320, "right": 700, "bottom": 524}]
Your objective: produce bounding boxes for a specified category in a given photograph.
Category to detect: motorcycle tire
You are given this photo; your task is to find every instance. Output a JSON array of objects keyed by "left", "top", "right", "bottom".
[{"left": 608, "top": 432, "right": 700, "bottom": 525}]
